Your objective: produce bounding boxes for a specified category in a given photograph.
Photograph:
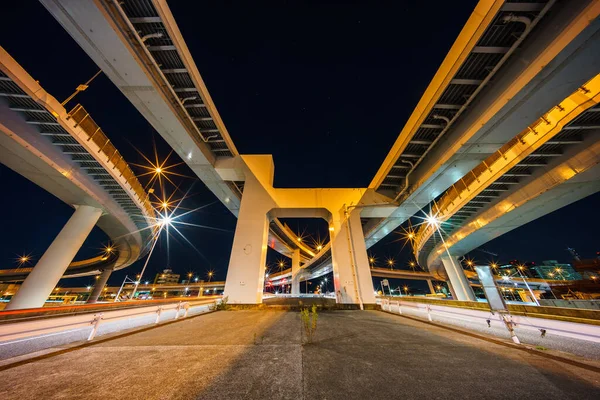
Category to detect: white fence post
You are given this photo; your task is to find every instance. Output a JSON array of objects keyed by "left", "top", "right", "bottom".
[
  {"left": 88, "top": 313, "right": 103, "bottom": 341},
  {"left": 426, "top": 305, "right": 433, "bottom": 321},
  {"left": 501, "top": 314, "right": 521, "bottom": 344},
  {"left": 155, "top": 306, "right": 162, "bottom": 324},
  {"left": 184, "top": 302, "right": 189, "bottom": 318},
  {"left": 396, "top": 301, "right": 402, "bottom": 314},
  {"left": 175, "top": 302, "right": 181, "bottom": 320}
]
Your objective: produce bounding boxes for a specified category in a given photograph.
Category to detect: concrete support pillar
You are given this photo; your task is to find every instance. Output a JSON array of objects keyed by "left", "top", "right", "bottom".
[
  {"left": 330, "top": 211, "right": 376, "bottom": 306},
  {"left": 291, "top": 249, "right": 300, "bottom": 295},
  {"left": 426, "top": 279, "right": 436, "bottom": 295},
  {"left": 440, "top": 255, "right": 476, "bottom": 301},
  {"left": 87, "top": 267, "right": 113, "bottom": 303},
  {"left": 447, "top": 281, "right": 458, "bottom": 299},
  {"left": 223, "top": 174, "right": 273, "bottom": 304},
  {"left": 7, "top": 205, "right": 102, "bottom": 310}
]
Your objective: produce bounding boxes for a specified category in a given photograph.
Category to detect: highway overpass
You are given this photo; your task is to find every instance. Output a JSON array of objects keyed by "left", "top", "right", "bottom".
[
  {"left": 38, "top": 0, "right": 600, "bottom": 306},
  {"left": 0, "top": 47, "right": 156, "bottom": 309}
]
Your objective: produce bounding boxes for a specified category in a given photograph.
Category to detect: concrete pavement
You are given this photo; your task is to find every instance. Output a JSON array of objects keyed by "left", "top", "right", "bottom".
[{"left": 0, "top": 310, "right": 599, "bottom": 399}]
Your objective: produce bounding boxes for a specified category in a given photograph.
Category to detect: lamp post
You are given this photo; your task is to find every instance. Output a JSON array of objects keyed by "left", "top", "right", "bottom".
[{"left": 516, "top": 265, "right": 539, "bottom": 306}]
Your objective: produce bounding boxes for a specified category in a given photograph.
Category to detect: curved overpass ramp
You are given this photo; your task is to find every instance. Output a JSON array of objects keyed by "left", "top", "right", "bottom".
[{"left": 0, "top": 48, "right": 155, "bottom": 308}]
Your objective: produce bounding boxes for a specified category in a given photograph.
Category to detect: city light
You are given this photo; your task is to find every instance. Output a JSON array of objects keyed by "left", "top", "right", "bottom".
[
  {"left": 158, "top": 215, "right": 172, "bottom": 226},
  {"left": 425, "top": 213, "right": 440, "bottom": 227},
  {"left": 16, "top": 253, "right": 33, "bottom": 267}
]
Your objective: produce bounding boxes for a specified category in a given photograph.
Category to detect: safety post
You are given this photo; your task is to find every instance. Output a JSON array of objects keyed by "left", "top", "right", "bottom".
[{"left": 88, "top": 313, "right": 103, "bottom": 341}]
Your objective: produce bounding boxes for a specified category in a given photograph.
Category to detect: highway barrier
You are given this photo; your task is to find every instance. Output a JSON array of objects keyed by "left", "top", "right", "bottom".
[
  {"left": 380, "top": 298, "right": 600, "bottom": 344},
  {"left": 0, "top": 299, "right": 217, "bottom": 345}
]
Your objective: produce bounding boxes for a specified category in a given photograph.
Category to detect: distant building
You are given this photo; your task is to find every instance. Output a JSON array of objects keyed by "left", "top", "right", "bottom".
[
  {"left": 154, "top": 269, "right": 180, "bottom": 284},
  {"left": 530, "top": 260, "right": 582, "bottom": 280}
]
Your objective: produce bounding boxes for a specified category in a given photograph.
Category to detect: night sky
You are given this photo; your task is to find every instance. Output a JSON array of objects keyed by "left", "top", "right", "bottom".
[{"left": 0, "top": 1, "right": 598, "bottom": 291}]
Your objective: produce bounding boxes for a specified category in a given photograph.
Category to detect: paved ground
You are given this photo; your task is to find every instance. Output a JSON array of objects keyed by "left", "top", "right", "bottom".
[{"left": 1, "top": 310, "right": 599, "bottom": 399}]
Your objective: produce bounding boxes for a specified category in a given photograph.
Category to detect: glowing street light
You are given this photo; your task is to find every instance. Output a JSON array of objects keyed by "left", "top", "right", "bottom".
[{"left": 425, "top": 213, "right": 440, "bottom": 228}]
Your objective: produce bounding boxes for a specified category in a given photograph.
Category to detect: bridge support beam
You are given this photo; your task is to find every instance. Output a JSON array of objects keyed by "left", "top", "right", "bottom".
[
  {"left": 223, "top": 170, "right": 271, "bottom": 305},
  {"left": 224, "top": 155, "right": 376, "bottom": 306},
  {"left": 331, "top": 211, "right": 376, "bottom": 306},
  {"left": 440, "top": 256, "right": 475, "bottom": 301},
  {"left": 6, "top": 205, "right": 102, "bottom": 310},
  {"left": 291, "top": 249, "right": 300, "bottom": 295},
  {"left": 87, "top": 267, "right": 113, "bottom": 303}
]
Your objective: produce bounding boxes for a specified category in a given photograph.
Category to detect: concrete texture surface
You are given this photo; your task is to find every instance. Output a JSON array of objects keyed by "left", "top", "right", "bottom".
[{"left": 1, "top": 310, "right": 599, "bottom": 399}]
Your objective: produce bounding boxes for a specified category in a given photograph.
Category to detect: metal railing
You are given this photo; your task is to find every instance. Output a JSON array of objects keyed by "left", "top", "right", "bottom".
[
  {"left": 67, "top": 104, "right": 156, "bottom": 223},
  {"left": 0, "top": 299, "right": 217, "bottom": 344},
  {"left": 380, "top": 298, "right": 600, "bottom": 344}
]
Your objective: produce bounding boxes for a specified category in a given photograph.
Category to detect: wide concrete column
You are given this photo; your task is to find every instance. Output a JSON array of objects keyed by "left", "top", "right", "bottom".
[
  {"left": 440, "top": 255, "right": 476, "bottom": 301},
  {"left": 223, "top": 173, "right": 274, "bottom": 304},
  {"left": 291, "top": 249, "right": 301, "bottom": 295},
  {"left": 7, "top": 205, "right": 102, "bottom": 310},
  {"left": 87, "top": 267, "right": 113, "bottom": 303},
  {"left": 330, "top": 211, "right": 376, "bottom": 306}
]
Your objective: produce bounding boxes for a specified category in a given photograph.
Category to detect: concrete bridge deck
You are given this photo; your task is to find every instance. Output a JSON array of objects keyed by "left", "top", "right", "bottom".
[{"left": 1, "top": 310, "right": 599, "bottom": 399}]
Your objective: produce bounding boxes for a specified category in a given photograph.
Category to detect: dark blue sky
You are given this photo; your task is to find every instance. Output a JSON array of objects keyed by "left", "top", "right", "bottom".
[{"left": 0, "top": 1, "right": 598, "bottom": 289}]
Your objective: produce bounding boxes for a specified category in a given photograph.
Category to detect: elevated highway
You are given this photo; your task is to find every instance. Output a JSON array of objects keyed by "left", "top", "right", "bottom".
[
  {"left": 364, "top": 0, "right": 600, "bottom": 248},
  {"left": 0, "top": 47, "right": 155, "bottom": 308},
  {"left": 37, "top": 0, "right": 600, "bottom": 305},
  {"left": 40, "top": 0, "right": 314, "bottom": 263},
  {"left": 413, "top": 75, "right": 600, "bottom": 284}
]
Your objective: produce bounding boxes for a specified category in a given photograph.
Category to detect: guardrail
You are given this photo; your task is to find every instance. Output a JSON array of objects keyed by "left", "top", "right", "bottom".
[
  {"left": 67, "top": 104, "right": 156, "bottom": 222},
  {"left": 380, "top": 298, "right": 600, "bottom": 344},
  {"left": 0, "top": 299, "right": 218, "bottom": 344}
]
